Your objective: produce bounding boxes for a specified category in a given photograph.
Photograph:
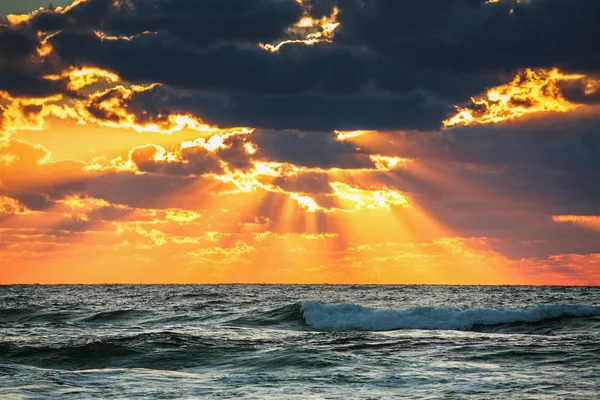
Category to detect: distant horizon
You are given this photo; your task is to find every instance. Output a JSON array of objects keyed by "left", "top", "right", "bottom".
[{"left": 3, "top": 282, "right": 599, "bottom": 287}]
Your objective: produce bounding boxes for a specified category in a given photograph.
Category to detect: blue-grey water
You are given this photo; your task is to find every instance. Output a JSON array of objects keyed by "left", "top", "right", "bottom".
[{"left": 1, "top": 285, "right": 599, "bottom": 399}]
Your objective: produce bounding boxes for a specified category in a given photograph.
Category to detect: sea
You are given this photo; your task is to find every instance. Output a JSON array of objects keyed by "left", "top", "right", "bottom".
[{"left": 1, "top": 285, "right": 599, "bottom": 399}]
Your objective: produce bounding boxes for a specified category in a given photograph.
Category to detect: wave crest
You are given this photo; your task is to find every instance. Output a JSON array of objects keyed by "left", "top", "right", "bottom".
[{"left": 300, "top": 302, "right": 600, "bottom": 331}]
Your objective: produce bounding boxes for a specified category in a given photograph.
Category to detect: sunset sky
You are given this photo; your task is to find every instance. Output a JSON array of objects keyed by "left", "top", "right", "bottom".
[{"left": 1, "top": 0, "right": 599, "bottom": 284}]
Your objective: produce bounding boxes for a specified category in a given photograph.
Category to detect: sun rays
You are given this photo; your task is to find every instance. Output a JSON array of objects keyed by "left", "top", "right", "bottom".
[
  {"left": 1, "top": 41, "right": 598, "bottom": 285},
  {"left": 0, "top": 113, "right": 557, "bottom": 284}
]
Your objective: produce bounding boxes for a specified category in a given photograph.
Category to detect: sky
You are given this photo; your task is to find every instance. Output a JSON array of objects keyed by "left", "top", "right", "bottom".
[{"left": 0, "top": 0, "right": 599, "bottom": 285}]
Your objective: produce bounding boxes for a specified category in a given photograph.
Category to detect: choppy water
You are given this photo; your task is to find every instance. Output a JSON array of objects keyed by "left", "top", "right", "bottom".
[{"left": 1, "top": 285, "right": 599, "bottom": 399}]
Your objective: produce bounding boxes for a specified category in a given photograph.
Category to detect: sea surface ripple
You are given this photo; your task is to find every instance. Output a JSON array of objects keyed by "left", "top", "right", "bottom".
[{"left": 1, "top": 285, "right": 599, "bottom": 399}]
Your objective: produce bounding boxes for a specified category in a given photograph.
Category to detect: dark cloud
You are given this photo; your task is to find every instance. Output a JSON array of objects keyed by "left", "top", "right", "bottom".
[
  {"left": 30, "top": 0, "right": 303, "bottom": 45},
  {"left": 49, "top": 32, "right": 371, "bottom": 97},
  {"left": 252, "top": 130, "right": 375, "bottom": 169},
  {"left": 122, "top": 84, "right": 447, "bottom": 132},
  {"left": 273, "top": 172, "right": 333, "bottom": 194},
  {"left": 2, "top": 0, "right": 596, "bottom": 130},
  {"left": 562, "top": 78, "right": 600, "bottom": 105},
  {"left": 0, "top": 24, "right": 38, "bottom": 59},
  {"left": 0, "top": 24, "right": 66, "bottom": 97},
  {"left": 0, "top": 69, "right": 66, "bottom": 98},
  {"left": 14, "top": 193, "right": 54, "bottom": 210},
  {"left": 336, "top": 0, "right": 600, "bottom": 73},
  {"left": 217, "top": 136, "right": 255, "bottom": 171},
  {"left": 368, "top": 115, "right": 600, "bottom": 172}
]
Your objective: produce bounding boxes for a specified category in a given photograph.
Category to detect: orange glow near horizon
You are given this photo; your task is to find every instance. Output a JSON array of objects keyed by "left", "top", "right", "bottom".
[{"left": 1, "top": 113, "right": 598, "bottom": 284}]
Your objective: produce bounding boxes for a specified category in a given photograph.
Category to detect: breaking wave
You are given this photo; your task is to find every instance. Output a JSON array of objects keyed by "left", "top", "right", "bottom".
[{"left": 299, "top": 301, "right": 600, "bottom": 331}]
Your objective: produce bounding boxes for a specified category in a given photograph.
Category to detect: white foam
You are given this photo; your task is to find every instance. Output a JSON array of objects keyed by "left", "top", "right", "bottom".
[{"left": 300, "top": 301, "right": 600, "bottom": 331}]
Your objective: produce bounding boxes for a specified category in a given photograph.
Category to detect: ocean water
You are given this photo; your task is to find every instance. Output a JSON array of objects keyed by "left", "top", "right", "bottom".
[{"left": 1, "top": 285, "right": 599, "bottom": 399}]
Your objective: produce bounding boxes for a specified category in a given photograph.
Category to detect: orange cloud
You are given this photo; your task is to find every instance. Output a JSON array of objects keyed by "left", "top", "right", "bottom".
[
  {"left": 444, "top": 68, "right": 592, "bottom": 127},
  {"left": 44, "top": 66, "right": 120, "bottom": 91},
  {"left": 335, "top": 130, "right": 368, "bottom": 141},
  {"left": 553, "top": 215, "right": 600, "bottom": 232},
  {"left": 518, "top": 253, "right": 600, "bottom": 286},
  {"left": 1, "top": 66, "right": 247, "bottom": 142}
]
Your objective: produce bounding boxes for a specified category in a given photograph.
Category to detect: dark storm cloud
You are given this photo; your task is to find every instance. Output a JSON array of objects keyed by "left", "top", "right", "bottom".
[
  {"left": 185, "top": 90, "right": 445, "bottom": 132},
  {"left": 3, "top": 0, "right": 597, "bottom": 130},
  {"left": 0, "top": 24, "right": 63, "bottom": 97},
  {"left": 0, "top": 24, "right": 38, "bottom": 59},
  {"left": 0, "top": 68, "right": 66, "bottom": 98},
  {"left": 49, "top": 32, "right": 371, "bottom": 97},
  {"left": 119, "top": 84, "right": 446, "bottom": 132},
  {"left": 29, "top": 0, "right": 303, "bottom": 45},
  {"left": 365, "top": 114, "right": 599, "bottom": 168},
  {"left": 335, "top": 0, "right": 600, "bottom": 73}
]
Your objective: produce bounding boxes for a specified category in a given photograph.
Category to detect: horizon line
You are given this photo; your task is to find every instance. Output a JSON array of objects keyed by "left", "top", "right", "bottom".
[{"left": 1, "top": 283, "right": 598, "bottom": 287}]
